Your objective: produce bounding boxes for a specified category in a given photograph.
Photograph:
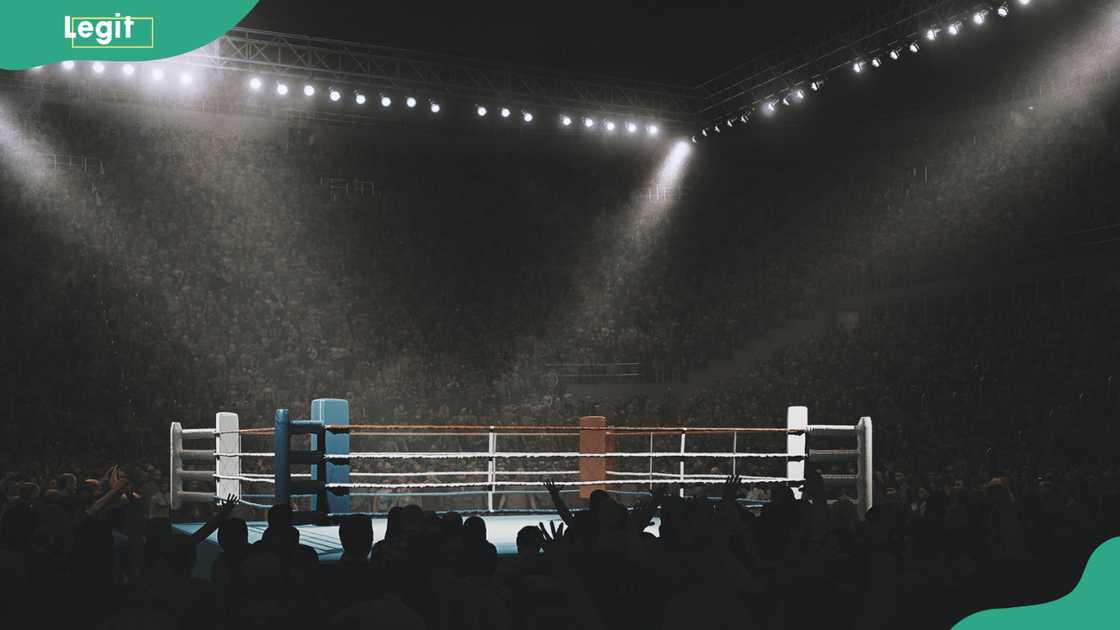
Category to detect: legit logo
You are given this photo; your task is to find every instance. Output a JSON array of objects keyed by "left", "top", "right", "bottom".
[{"left": 64, "top": 14, "right": 154, "bottom": 48}]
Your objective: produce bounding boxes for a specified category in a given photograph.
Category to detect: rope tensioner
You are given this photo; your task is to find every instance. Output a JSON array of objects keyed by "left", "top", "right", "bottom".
[{"left": 169, "top": 401, "right": 873, "bottom": 522}]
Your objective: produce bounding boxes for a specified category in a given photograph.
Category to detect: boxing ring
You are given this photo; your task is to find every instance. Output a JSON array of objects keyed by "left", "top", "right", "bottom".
[{"left": 170, "top": 400, "right": 872, "bottom": 562}]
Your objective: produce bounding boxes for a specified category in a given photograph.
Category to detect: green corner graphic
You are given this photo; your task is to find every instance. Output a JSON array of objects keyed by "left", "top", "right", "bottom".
[
  {"left": 2, "top": 1, "right": 258, "bottom": 70},
  {"left": 954, "top": 536, "right": 1120, "bottom": 629}
]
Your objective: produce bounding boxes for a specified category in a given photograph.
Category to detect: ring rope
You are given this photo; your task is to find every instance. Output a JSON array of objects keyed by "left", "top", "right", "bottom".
[
  {"left": 332, "top": 451, "right": 794, "bottom": 460},
  {"left": 328, "top": 423, "right": 799, "bottom": 434},
  {"left": 328, "top": 476, "right": 790, "bottom": 489},
  {"left": 348, "top": 470, "right": 580, "bottom": 478}
]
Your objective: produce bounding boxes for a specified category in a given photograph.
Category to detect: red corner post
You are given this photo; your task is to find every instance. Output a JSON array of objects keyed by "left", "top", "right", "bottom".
[{"left": 579, "top": 416, "right": 609, "bottom": 499}]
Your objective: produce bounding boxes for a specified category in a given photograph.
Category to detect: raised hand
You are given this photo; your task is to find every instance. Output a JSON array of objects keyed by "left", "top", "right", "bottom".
[
  {"left": 543, "top": 479, "right": 561, "bottom": 499},
  {"left": 217, "top": 493, "right": 240, "bottom": 518},
  {"left": 721, "top": 474, "right": 743, "bottom": 502},
  {"left": 538, "top": 520, "right": 565, "bottom": 544}
]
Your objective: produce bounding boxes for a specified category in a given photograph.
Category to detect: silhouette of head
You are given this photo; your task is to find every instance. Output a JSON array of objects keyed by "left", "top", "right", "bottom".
[
  {"left": 339, "top": 514, "right": 373, "bottom": 561},
  {"left": 516, "top": 525, "right": 544, "bottom": 557},
  {"left": 463, "top": 515, "right": 487, "bottom": 543}
]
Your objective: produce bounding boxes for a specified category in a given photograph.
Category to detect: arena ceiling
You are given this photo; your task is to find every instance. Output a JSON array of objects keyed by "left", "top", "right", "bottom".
[{"left": 240, "top": 0, "right": 902, "bottom": 86}]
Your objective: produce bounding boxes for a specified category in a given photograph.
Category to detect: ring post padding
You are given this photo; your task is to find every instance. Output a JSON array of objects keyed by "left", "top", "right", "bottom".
[
  {"left": 787, "top": 406, "right": 808, "bottom": 499},
  {"left": 170, "top": 422, "right": 183, "bottom": 510},
  {"left": 578, "top": 416, "right": 608, "bottom": 499},
  {"left": 312, "top": 398, "right": 350, "bottom": 519},
  {"left": 856, "top": 416, "right": 873, "bottom": 519},
  {"left": 216, "top": 412, "right": 241, "bottom": 502},
  {"left": 274, "top": 409, "right": 290, "bottom": 508}
]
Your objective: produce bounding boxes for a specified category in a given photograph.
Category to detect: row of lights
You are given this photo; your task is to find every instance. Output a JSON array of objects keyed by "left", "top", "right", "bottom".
[
  {"left": 695, "top": 0, "right": 1033, "bottom": 142},
  {"left": 30, "top": 62, "right": 665, "bottom": 138},
  {"left": 249, "top": 75, "right": 659, "bottom": 134}
]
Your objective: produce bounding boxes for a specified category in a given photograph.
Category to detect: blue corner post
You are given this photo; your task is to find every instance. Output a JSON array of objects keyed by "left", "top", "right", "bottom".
[
  {"left": 311, "top": 398, "right": 350, "bottom": 519},
  {"left": 274, "top": 409, "right": 290, "bottom": 508}
]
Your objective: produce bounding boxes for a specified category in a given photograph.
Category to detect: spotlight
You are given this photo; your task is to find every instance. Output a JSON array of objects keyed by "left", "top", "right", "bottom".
[
  {"left": 380, "top": 95, "right": 392, "bottom": 108},
  {"left": 62, "top": 60, "right": 75, "bottom": 70},
  {"left": 561, "top": 115, "right": 572, "bottom": 126},
  {"left": 647, "top": 124, "right": 659, "bottom": 136},
  {"left": 249, "top": 76, "right": 262, "bottom": 90},
  {"left": 925, "top": 27, "right": 939, "bottom": 41},
  {"left": 477, "top": 105, "right": 488, "bottom": 117},
  {"left": 947, "top": 21, "right": 961, "bottom": 36},
  {"left": 329, "top": 88, "right": 341, "bottom": 102},
  {"left": 405, "top": 96, "right": 417, "bottom": 108},
  {"left": 792, "top": 88, "right": 805, "bottom": 101},
  {"left": 726, "top": 118, "right": 734, "bottom": 128},
  {"left": 1017, "top": 0, "right": 1030, "bottom": 5},
  {"left": 626, "top": 121, "right": 638, "bottom": 133},
  {"left": 973, "top": 10, "right": 988, "bottom": 25},
  {"left": 765, "top": 100, "right": 777, "bottom": 113},
  {"left": 523, "top": 111, "right": 534, "bottom": 123},
  {"left": 92, "top": 61, "right": 105, "bottom": 74},
  {"left": 739, "top": 113, "right": 750, "bottom": 124},
  {"left": 583, "top": 117, "right": 594, "bottom": 128},
  {"left": 810, "top": 78, "right": 824, "bottom": 91},
  {"left": 691, "top": 136, "right": 698, "bottom": 144},
  {"left": 889, "top": 49, "right": 901, "bottom": 61},
  {"left": 997, "top": 3, "right": 1010, "bottom": 17},
  {"left": 701, "top": 128, "right": 708, "bottom": 137},
  {"left": 853, "top": 61, "right": 865, "bottom": 73},
  {"left": 303, "top": 84, "right": 315, "bottom": 97},
  {"left": 355, "top": 92, "right": 366, "bottom": 105},
  {"left": 276, "top": 82, "right": 288, "bottom": 96},
  {"left": 179, "top": 72, "right": 193, "bottom": 86},
  {"left": 782, "top": 95, "right": 792, "bottom": 107},
  {"left": 713, "top": 125, "right": 721, "bottom": 134},
  {"left": 430, "top": 101, "right": 440, "bottom": 113},
  {"left": 871, "top": 57, "right": 882, "bottom": 68},
  {"left": 908, "top": 41, "right": 921, "bottom": 54},
  {"left": 151, "top": 67, "right": 164, "bottom": 81},
  {"left": 605, "top": 120, "right": 616, "bottom": 132},
  {"left": 500, "top": 107, "right": 511, "bottom": 118}
]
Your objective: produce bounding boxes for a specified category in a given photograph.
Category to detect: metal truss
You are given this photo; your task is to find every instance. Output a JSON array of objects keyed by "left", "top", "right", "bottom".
[
  {"left": 176, "top": 28, "right": 699, "bottom": 124},
  {"left": 694, "top": 0, "right": 995, "bottom": 128}
]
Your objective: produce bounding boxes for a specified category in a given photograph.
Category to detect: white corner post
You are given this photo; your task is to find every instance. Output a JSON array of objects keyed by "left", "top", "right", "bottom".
[
  {"left": 170, "top": 421, "right": 183, "bottom": 510},
  {"left": 216, "top": 412, "right": 241, "bottom": 501},
  {"left": 487, "top": 427, "right": 497, "bottom": 512},
  {"left": 786, "top": 406, "right": 808, "bottom": 499},
  {"left": 856, "top": 416, "right": 873, "bottom": 518},
  {"left": 678, "top": 429, "right": 687, "bottom": 498}
]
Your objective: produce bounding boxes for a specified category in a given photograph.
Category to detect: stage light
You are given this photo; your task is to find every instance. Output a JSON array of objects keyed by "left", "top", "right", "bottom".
[
  {"left": 765, "top": 100, "right": 777, "bottom": 112},
  {"left": 792, "top": 88, "right": 805, "bottom": 101},
  {"left": 477, "top": 105, "right": 488, "bottom": 117},
  {"left": 92, "top": 61, "right": 105, "bottom": 74},
  {"left": 691, "top": 136, "right": 697, "bottom": 143},
  {"left": 179, "top": 72, "right": 193, "bottom": 86},
  {"left": 853, "top": 61, "right": 865, "bottom": 73},
  {"left": 810, "top": 78, "right": 824, "bottom": 91},
  {"left": 355, "top": 92, "right": 366, "bottom": 105},
  {"left": 713, "top": 124, "right": 721, "bottom": 133},
  {"left": 1017, "top": 0, "right": 1029, "bottom": 5},
  {"left": 701, "top": 128, "right": 708, "bottom": 137},
  {"left": 583, "top": 117, "right": 594, "bottom": 128},
  {"left": 739, "top": 113, "right": 749, "bottom": 124},
  {"left": 430, "top": 101, "right": 440, "bottom": 113},
  {"left": 997, "top": 3, "right": 1010, "bottom": 17},
  {"left": 380, "top": 95, "right": 392, "bottom": 107},
  {"left": 926, "top": 27, "right": 939, "bottom": 41},
  {"left": 782, "top": 95, "right": 792, "bottom": 106},
  {"left": 276, "top": 82, "right": 288, "bottom": 96},
  {"left": 303, "top": 84, "right": 315, "bottom": 97},
  {"left": 871, "top": 57, "right": 882, "bottom": 68},
  {"left": 62, "top": 60, "right": 75, "bottom": 70},
  {"left": 909, "top": 41, "right": 920, "bottom": 54},
  {"left": 626, "top": 121, "right": 638, "bottom": 133},
  {"left": 249, "top": 76, "right": 262, "bottom": 90},
  {"left": 329, "top": 88, "right": 341, "bottom": 102},
  {"left": 889, "top": 48, "right": 901, "bottom": 60},
  {"left": 406, "top": 96, "right": 417, "bottom": 108},
  {"left": 500, "top": 107, "right": 511, "bottom": 118},
  {"left": 523, "top": 111, "right": 534, "bottom": 123},
  {"left": 973, "top": 10, "right": 988, "bottom": 25},
  {"left": 647, "top": 124, "right": 659, "bottom": 136},
  {"left": 726, "top": 118, "right": 734, "bottom": 128},
  {"left": 605, "top": 120, "right": 616, "bottom": 132},
  {"left": 948, "top": 21, "right": 961, "bottom": 36},
  {"left": 561, "top": 115, "right": 572, "bottom": 126},
  {"left": 152, "top": 67, "right": 165, "bottom": 81}
]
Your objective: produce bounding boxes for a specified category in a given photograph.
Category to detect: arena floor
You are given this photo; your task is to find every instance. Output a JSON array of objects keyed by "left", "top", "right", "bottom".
[{"left": 175, "top": 514, "right": 664, "bottom": 578}]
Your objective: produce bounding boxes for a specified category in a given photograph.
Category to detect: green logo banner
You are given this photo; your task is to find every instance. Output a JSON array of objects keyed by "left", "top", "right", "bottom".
[
  {"left": 0, "top": 1, "right": 258, "bottom": 70},
  {"left": 954, "top": 536, "right": 1120, "bottom": 629}
]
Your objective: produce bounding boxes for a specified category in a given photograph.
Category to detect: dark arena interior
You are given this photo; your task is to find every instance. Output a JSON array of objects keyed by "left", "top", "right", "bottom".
[{"left": 3, "top": 1, "right": 1120, "bottom": 628}]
